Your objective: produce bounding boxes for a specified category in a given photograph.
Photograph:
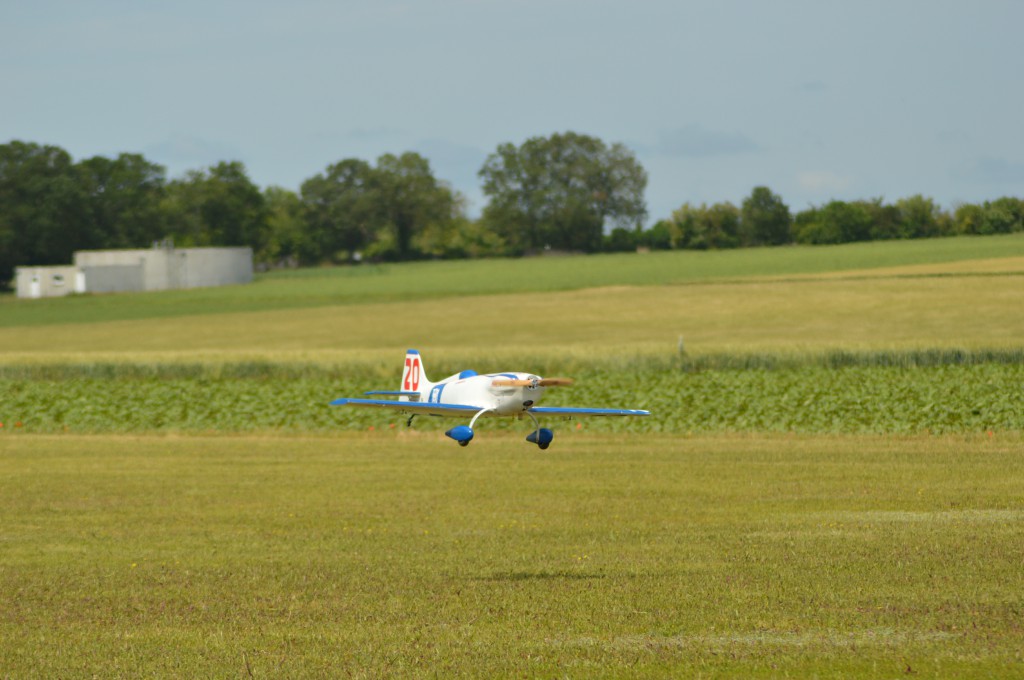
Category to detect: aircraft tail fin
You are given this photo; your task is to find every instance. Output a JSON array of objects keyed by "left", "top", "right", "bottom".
[{"left": 400, "top": 349, "right": 430, "bottom": 401}]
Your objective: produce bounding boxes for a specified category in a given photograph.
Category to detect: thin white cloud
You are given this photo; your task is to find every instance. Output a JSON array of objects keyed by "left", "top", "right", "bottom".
[
  {"left": 796, "top": 171, "right": 851, "bottom": 193},
  {"left": 657, "top": 125, "right": 758, "bottom": 158}
]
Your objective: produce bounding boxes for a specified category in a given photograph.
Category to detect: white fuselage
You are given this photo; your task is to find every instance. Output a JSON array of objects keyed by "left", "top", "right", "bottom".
[{"left": 416, "top": 372, "right": 547, "bottom": 416}]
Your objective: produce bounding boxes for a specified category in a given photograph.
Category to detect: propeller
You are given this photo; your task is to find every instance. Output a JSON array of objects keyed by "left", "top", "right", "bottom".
[
  {"left": 537, "top": 377, "right": 574, "bottom": 387},
  {"left": 491, "top": 377, "right": 575, "bottom": 388}
]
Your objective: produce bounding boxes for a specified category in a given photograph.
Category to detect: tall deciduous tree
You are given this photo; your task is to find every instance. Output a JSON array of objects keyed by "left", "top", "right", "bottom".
[
  {"left": 700, "top": 202, "right": 742, "bottom": 249},
  {"left": 163, "top": 161, "right": 267, "bottom": 249},
  {"left": 639, "top": 219, "right": 675, "bottom": 250},
  {"left": 740, "top": 186, "right": 791, "bottom": 246},
  {"left": 300, "top": 158, "right": 376, "bottom": 262},
  {"left": 792, "top": 200, "right": 874, "bottom": 244},
  {"left": 0, "top": 141, "right": 86, "bottom": 287},
  {"left": 373, "top": 152, "right": 459, "bottom": 260},
  {"left": 671, "top": 202, "right": 741, "bottom": 249},
  {"left": 76, "top": 153, "right": 168, "bottom": 249},
  {"left": 953, "top": 202, "right": 986, "bottom": 235},
  {"left": 479, "top": 132, "right": 647, "bottom": 253},
  {"left": 301, "top": 153, "right": 462, "bottom": 263},
  {"left": 864, "top": 198, "right": 903, "bottom": 240},
  {"left": 260, "top": 186, "right": 306, "bottom": 266},
  {"left": 980, "top": 197, "right": 1024, "bottom": 234},
  {"left": 896, "top": 195, "right": 944, "bottom": 239}
]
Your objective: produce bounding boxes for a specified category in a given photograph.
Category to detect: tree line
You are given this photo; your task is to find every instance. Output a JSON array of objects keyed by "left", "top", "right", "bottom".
[
  {"left": 642, "top": 189, "right": 1024, "bottom": 252},
  {"left": 2, "top": 134, "right": 1023, "bottom": 290}
]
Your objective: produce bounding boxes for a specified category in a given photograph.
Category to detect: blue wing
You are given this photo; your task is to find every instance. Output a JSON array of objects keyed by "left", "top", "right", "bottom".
[
  {"left": 332, "top": 399, "right": 649, "bottom": 419},
  {"left": 529, "top": 407, "right": 650, "bottom": 417},
  {"left": 331, "top": 398, "right": 482, "bottom": 418}
]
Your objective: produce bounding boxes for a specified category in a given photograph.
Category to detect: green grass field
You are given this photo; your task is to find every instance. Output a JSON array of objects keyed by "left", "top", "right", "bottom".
[
  {"left": 2, "top": 232, "right": 1024, "bottom": 330},
  {"left": 2, "top": 236, "right": 1023, "bottom": 677},
  {"left": 2, "top": 238, "right": 1024, "bottom": 363},
  {"left": 2, "top": 434, "right": 1022, "bottom": 678}
]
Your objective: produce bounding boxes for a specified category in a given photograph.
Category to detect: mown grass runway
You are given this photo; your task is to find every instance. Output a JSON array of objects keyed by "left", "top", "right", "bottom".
[{"left": 2, "top": 433, "right": 1022, "bottom": 677}]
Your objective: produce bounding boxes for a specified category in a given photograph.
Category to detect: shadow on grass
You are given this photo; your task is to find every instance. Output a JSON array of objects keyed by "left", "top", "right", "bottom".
[{"left": 471, "top": 570, "right": 607, "bottom": 582}]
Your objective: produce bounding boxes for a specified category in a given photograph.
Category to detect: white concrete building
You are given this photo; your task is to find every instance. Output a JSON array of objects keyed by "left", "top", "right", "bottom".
[
  {"left": 14, "top": 266, "right": 84, "bottom": 299},
  {"left": 14, "top": 245, "right": 253, "bottom": 299}
]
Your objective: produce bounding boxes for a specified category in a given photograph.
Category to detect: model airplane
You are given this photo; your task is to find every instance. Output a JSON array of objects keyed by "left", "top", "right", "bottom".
[{"left": 331, "top": 349, "right": 649, "bottom": 449}]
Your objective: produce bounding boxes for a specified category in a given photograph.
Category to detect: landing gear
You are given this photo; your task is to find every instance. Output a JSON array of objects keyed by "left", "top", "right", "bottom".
[
  {"left": 445, "top": 408, "right": 492, "bottom": 447},
  {"left": 524, "top": 411, "right": 554, "bottom": 450},
  {"left": 445, "top": 409, "right": 555, "bottom": 450},
  {"left": 526, "top": 427, "right": 554, "bottom": 450},
  {"left": 445, "top": 425, "right": 474, "bottom": 446}
]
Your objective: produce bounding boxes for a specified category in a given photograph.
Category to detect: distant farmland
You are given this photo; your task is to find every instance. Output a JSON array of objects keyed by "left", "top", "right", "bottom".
[{"left": 1, "top": 233, "right": 1023, "bottom": 363}]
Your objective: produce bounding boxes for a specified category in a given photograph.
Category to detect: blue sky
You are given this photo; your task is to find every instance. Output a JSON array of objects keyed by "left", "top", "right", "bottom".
[{"left": 4, "top": 0, "right": 1023, "bottom": 223}]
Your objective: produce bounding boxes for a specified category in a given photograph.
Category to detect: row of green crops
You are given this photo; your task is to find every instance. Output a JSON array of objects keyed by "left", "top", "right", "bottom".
[
  {"left": 3, "top": 360, "right": 1022, "bottom": 435},
  {"left": 3, "top": 346, "right": 1023, "bottom": 381}
]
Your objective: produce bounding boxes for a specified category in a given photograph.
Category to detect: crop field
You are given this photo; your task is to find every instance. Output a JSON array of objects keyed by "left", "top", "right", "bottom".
[
  {"left": 2, "top": 235, "right": 1023, "bottom": 676},
  {"left": 3, "top": 358, "right": 1024, "bottom": 436}
]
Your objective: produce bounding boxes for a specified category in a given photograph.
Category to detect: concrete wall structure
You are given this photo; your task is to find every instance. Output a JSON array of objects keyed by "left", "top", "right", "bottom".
[
  {"left": 74, "top": 249, "right": 167, "bottom": 290},
  {"left": 14, "top": 266, "right": 82, "bottom": 299},
  {"left": 174, "top": 247, "right": 254, "bottom": 289},
  {"left": 15, "top": 246, "right": 253, "bottom": 298},
  {"left": 78, "top": 263, "right": 145, "bottom": 294}
]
